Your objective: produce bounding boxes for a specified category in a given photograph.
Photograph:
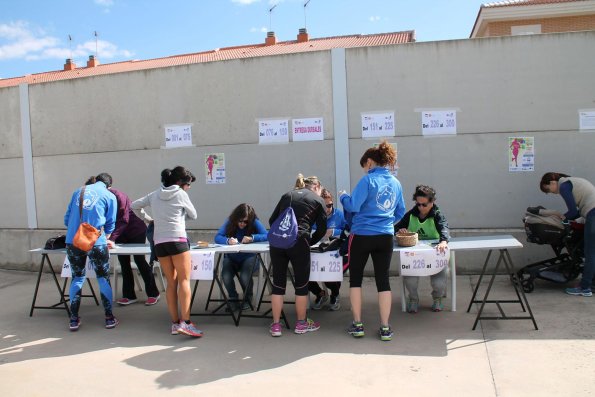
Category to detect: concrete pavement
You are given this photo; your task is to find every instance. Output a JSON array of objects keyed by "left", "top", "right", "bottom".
[{"left": 0, "top": 269, "right": 593, "bottom": 396}]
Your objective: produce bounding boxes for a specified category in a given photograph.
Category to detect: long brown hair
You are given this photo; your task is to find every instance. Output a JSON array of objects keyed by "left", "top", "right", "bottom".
[
  {"left": 540, "top": 172, "right": 570, "bottom": 193},
  {"left": 224, "top": 203, "right": 258, "bottom": 237}
]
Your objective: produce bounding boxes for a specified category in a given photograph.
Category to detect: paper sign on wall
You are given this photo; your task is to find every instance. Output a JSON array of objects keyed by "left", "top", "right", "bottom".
[
  {"left": 205, "top": 153, "right": 226, "bottom": 184},
  {"left": 258, "top": 119, "right": 289, "bottom": 144},
  {"left": 165, "top": 124, "right": 193, "bottom": 148},
  {"left": 509, "top": 137, "right": 534, "bottom": 172},
  {"left": 421, "top": 110, "right": 457, "bottom": 136},
  {"left": 579, "top": 111, "right": 595, "bottom": 130},
  {"left": 361, "top": 112, "right": 395, "bottom": 138},
  {"left": 61, "top": 256, "right": 97, "bottom": 278},
  {"left": 292, "top": 117, "right": 324, "bottom": 141},
  {"left": 399, "top": 248, "right": 450, "bottom": 276},
  {"left": 190, "top": 251, "right": 216, "bottom": 280},
  {"left": 309, "top": 251, "right": 343, "bottom": 282}
]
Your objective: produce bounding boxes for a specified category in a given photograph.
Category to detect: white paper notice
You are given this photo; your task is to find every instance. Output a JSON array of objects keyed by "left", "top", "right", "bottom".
[
  {"left": 258, "top": 119, "right": 289, "bottom": 144},
  {"left": 361, "top": 112, "right": 395, "bottom": 138},
  {"left": 309, "top": 251, "right": 343, "bottom": 282},
  {"left": 292, "top": 117, "right": 324, "bottom": 141},
  {"left": 61, "top": 256, "right": 97, "bottom": 278},
  {"left": 509, "top": 137, "right": 535, "bottom": 172},
  {"left": 579, "top": 111, "right": 595, "bottom": 130},
  {"left": 165, "top": 124, "right": 193, "bottom": 148},
  {"left": 205, "top": 153, "right": 225, "bottom": 184},
  {"left": 190, "top": 251, "right": 216, "bottom": 280},
  {"left": 421, "top": 110, "right": 457, "bottom": 136},
  {"left": 399, "top": 248, "right": 449, "bottom": 276}
]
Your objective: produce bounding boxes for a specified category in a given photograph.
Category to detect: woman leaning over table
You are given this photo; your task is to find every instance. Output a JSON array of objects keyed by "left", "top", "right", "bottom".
[
  {"left": 339, "top": 141, "right": 405, "bottom": 341},
  {"left": 540, "top": 172, "right": 595, "bottom": 297},
  {"left": 268, "top": 174, "right": 327, "bottom": 337},
  {"left": 395, "top": 184, "right": 450, "bottom": 313},
  {"left": 132, "top": 166, "right": 203, "bottom": 337},
  {"left": 214, "top": 203, "right": 268, "bottom": 311}
]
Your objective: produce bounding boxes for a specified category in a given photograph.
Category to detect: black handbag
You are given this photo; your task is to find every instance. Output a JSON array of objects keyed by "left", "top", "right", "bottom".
[{"left": 44, "top": 235, "right": 66, "bottom": 250}]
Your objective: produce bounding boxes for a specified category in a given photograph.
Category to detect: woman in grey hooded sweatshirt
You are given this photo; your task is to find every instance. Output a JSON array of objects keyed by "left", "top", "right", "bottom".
[{"left": 132, "top": 166, "right": 202, "bottom": 337}]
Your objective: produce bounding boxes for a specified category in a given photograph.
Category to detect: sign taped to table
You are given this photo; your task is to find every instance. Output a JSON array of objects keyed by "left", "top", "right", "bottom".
[
  {"left": 399, "top": 248, "right": 449, "bottom": 276},
  {"left": 190, "top": 250, "right": 216, "bottom": 280},
  {"left": 61, "top": 256, "right": 97, "bottom": 278},
  {"left": 309, "top": 251, "right": 343, "bottom": 282}
]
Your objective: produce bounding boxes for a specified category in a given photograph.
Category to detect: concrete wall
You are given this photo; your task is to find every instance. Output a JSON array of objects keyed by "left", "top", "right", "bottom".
[{"left": 1, "top": 31, "right": 594, "bottom": 272}]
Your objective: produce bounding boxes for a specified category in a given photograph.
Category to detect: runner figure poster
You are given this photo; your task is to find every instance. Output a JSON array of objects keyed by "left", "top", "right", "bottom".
[
  {"left": 508, "top": 137, "right": 534, "bottom": 172},
  {"left": 205, "top": 153, "right": 226, "bottom": 184}
]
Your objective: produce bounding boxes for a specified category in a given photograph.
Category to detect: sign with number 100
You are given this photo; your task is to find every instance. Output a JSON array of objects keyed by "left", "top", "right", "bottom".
[
  {"left": 190, "top": 251, "right": 215, "bottom": 280},
  {"left": 310, "top": 251, "right": 343, "bottom": 282}
]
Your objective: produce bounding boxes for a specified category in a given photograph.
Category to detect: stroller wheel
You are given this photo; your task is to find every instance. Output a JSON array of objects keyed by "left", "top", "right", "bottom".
[{"left": 521, "top": 279, "right": 534, "bottom": 293}]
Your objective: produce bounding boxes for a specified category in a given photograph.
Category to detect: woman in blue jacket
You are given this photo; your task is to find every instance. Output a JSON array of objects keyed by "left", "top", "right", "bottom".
[
  {"left": 215, "top": 203, "right": 268, "bottom": 310},
  {"left": 340, "top": 141, "right": 405, "bottom": 341}
]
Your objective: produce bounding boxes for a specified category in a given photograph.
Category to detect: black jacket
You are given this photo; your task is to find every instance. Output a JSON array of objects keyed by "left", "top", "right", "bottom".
[{"left": 269, "top": 188, "right": 327, "bottom": 245}]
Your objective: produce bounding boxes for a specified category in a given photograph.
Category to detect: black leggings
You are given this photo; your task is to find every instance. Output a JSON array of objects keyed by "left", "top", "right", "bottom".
[
  {"left": 347, "top": 234, "right": 394, "bottom": 292},
  {"left": 270, "top": 238, "right": 311, "bottom": 296}
]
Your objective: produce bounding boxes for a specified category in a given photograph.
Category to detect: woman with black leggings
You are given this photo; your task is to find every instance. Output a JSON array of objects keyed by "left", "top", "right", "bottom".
[
  {"left": 268, "top": 174, "right": 327, "bottom": 337},
  {"left": 339, "top": 141, "right": 406, "bottom": 341}
]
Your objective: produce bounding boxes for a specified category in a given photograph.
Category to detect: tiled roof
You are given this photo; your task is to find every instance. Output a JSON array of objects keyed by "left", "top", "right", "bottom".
[
  {"left": 0, "top": 31, "right": 415, "bottom": 89},
  {"left": 482, "top": 0, "right": 586, "bottom": 8}
]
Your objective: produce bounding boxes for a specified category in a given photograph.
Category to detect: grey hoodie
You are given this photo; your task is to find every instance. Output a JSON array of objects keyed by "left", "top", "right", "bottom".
[{"left": 131, "top": 185, "right": 197, "bottom": 241}]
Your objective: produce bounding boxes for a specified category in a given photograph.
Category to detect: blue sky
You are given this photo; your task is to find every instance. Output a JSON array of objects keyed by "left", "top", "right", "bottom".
[{"left": 0, "top": 0, "right": 488, "bottom": 79}]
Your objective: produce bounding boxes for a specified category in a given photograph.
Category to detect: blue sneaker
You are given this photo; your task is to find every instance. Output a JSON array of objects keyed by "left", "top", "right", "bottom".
[
  {"left": 565, "top": 287, "right": 592, "bottom": 297},
  {"left": 379, "top": 325, "right": 393, "bottom": 341},
  {"left": 69, "top": 316, "right": 81, "bottom": 332},
  {"left": 347, "top": 321, "right": 365, "bottom": 338},
  {"left": 105, "top": 316, "right": 119, "bottom": 329}
]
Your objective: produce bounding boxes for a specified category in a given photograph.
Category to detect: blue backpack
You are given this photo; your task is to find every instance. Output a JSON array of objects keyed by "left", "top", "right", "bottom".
[{"left": 268, "top": 193, "right": 299, "bottom": 249}]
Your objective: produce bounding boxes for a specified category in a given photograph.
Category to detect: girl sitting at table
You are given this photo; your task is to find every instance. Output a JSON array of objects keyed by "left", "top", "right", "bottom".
[
  {"left": 395, "top": 185, "right": 450, "bottom": 313},
  {"left": 214, "top": 203, "right": 268, "bottom": 311}
]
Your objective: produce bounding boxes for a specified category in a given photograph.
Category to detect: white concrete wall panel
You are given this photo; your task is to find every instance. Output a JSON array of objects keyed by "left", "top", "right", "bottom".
[
  {"left": 0, "top": 158, "right": 28, "bottom": 227},
  {"left": 0, "top": 86, "right": 23, "bottom": 159}
]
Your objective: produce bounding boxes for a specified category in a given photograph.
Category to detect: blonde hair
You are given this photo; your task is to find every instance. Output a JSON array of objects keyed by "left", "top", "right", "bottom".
[{"left": 294, "top": 173, "right": 321, "bottom": 190}]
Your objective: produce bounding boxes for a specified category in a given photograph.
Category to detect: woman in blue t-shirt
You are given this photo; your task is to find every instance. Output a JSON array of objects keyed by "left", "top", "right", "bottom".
[{"left": 214, "top": 203, "right": 268, "bottom": 311}]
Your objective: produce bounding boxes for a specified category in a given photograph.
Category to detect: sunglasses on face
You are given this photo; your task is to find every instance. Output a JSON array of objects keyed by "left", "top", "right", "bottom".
[
  {"left": 238, "top": 219, "right": 249, "bottom": 224},
  {"left": 416, "top": 202, "right": 430, "bottom": 208},
  {"left": 326, "top": 203, "right": 333, "bottom": 209}
]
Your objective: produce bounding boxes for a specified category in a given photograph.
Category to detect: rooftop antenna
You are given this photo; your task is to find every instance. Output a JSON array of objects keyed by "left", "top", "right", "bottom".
[
  {"left": 93, "top": 31, "right": 99, "bottom": 58},
  {"left": 68, "top": 34, "right": 73, "bottom": 59},
  {"left": 269, "top": 3, "right": 278, "bottom": 32},
  {"left": 304, "top": 0, "right": 311, "bottom": 30}
]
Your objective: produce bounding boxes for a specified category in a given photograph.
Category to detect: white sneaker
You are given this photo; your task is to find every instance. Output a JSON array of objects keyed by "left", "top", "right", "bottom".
[
  {"left": 171, "top": 322, "right": 181, "bottom": 335},
  {"left": 329, "top": 296, "right": 341, "bottom": 311}
]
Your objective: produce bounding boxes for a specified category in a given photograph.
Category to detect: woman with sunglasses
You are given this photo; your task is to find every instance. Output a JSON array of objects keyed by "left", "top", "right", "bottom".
[
  {"left": 308, "top": 188, "right": 347, "bottom": 311},
  {"left": 540, "top": 172, "right": 595, "bottom": 297},
  {"left": 339, "top": 141, "right": 406, "bottom": 341},
  {"left": 395, "top": 185, "right": 450, "bottom": 313},
  {"left": 214, "top": 203, "right": 268, "bottom": 311},
  {"left": 132, "top": 166, "right": 203, "bottom": 337}
]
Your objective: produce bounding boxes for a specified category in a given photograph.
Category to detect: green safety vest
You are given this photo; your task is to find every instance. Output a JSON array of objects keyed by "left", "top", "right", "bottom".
[{"left": 407, "top": 213, "right": 440, "bottom": 240}]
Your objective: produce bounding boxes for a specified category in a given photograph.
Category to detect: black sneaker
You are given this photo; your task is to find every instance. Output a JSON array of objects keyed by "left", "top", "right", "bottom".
[{"left": 69, "top": 316, "right": 81, "bottom": 332}]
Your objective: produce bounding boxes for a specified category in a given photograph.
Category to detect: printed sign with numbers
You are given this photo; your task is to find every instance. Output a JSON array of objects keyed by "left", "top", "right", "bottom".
[
  {"left": 61, "top": 256, "right": 97, "bottom": 278},
  {"left": 421, "top": 110, "right": 457, "bottom": 136},
  {"left": 164, "top": 124, "right": 193, "bottom": 148},
  {"left": 190, "top": 251, "right": 216, "bottom": 280},
  {"left": 258, "top": 119, "right": 289, "bottom": 144},
  {"left": 361, "top": 112, "right": 395, "bottom": 138},
  {"left": 399, "top": 248, "right": 450, "bottom": 276},
  {"left": 309, "top": 251, "right": 343, "bottom": 282}
]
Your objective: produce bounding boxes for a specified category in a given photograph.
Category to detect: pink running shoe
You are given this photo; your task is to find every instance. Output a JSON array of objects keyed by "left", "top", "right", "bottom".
[
  {"left": 270, "top": 322, "right": 282, "bottom": 337},
  {"left": 294, "top": 318, "right": 320, "bottom": 334}
]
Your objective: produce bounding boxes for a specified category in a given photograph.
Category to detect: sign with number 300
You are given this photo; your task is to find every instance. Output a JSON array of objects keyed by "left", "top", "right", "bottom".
[{"left": 399, "top": 248, "right": 450, "bottom": 276}]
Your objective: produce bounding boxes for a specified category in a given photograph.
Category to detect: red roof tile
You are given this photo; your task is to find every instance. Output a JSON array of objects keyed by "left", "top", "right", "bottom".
[
  {"left": 0, "top": 31, "right": 415, "bottom": 88},
  {"left": 482, "top": 0, "right": 586, "bottom": 8}
]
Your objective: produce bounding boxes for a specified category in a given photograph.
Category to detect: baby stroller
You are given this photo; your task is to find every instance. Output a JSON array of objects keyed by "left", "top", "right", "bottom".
[{"left": 517, "top": 206, "right": 584, "bottom": 293}]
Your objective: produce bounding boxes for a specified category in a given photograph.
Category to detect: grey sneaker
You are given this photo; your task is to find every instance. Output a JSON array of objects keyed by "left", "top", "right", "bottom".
[
  {"left": 329, "top": 295, "right": 341, "bottom": 311},
  {"left": 406, "top": 299, "right": 419, "bottom": 314},
  {"left": 312, "top": 293, "right": 329, "bottom": 310},
  {"left": 565, "top": 287, "right": 592, "bottom": 297}
]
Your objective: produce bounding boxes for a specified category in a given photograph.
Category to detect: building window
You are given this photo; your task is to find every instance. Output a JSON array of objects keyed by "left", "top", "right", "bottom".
[{"left": 511, "top": 24, "right": 542, "bottom": 36}]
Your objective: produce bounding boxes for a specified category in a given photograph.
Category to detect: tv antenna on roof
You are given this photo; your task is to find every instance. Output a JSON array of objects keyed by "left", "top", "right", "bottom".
[
  {"left": 68, "top": 34, "right": 73, "bottom": 59},
  {"left": 93, "top": 31, "right": 99, "bottom": 57},
  {"left": 269, "top": 3, "right": 278, "bottom": 32},
  {"left": 304, "top": 0, "right": 311, "bottom": 30}
]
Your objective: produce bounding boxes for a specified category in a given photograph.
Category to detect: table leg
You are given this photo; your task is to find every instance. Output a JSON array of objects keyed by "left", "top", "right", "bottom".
[
  {"left": 450, "top": 251, "right": 457, "bottom": 312},
  {"left": 466, "top": 250, "right": 493, "bottom": 313},
  {"left": 30, "top": 254, "right": 71, "bottom": 317}
]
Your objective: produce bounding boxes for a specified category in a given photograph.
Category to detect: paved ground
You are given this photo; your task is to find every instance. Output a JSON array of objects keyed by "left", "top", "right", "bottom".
[{"left": 0, "top": 269, "right": 594, "bottom": 397}]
